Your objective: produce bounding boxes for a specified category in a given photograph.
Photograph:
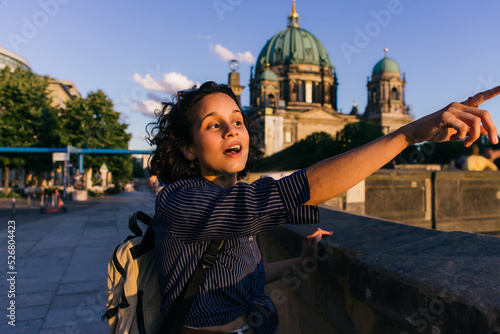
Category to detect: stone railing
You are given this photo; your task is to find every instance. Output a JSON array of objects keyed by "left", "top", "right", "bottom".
[
  {"left": 250, "top": 170, "right": 500, "bottom": 234},
  {"left": 364, "top": 170, "right": 500, "bottom": 233},
  {"left": 258, "top": 207, "right": 500, "bottom": 334}
]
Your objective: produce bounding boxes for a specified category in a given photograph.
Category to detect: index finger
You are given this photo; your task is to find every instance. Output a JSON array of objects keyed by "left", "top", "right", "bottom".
[{"left": 463, "top": 85, "right": 500, "bottom": 108}]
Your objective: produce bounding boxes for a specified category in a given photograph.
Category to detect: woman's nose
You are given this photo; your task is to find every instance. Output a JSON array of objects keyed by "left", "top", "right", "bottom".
[{"left": 223, "top": 123, "right": 238, "bottom": 138}]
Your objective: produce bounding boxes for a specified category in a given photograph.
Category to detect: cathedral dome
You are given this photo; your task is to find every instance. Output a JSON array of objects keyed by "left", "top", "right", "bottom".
[
  {"left": 255, "top": 1, "right": 332, "bottom": 74},
  {"left": 372, "top": 56, "right": 400, "bottom": 75},
  {"left": 260, "top": 69, "right": 279, "bottom": 81}
]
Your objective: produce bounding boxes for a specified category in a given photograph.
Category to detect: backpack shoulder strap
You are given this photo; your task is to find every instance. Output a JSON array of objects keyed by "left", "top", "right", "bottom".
[
  {"left": 128, "top": 211, "right": 153, "bottom": 237},
  {"left": 130, "top": 226, "right": 155, "bottom": 259},
  {"left": 164, "top": 239, "right": 225, "bottom": 334},
  {"left": 128, "top": 211, "right": 155, "bottom": 259}
]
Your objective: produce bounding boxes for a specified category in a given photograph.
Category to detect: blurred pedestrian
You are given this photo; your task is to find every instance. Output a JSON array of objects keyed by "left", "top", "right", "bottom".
[{"left": 463, "top": 144, "right": 498, "bottom": 171}]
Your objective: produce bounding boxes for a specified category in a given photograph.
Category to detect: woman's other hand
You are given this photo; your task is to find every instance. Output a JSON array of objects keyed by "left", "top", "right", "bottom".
[{"left": 301, "top": 227, "right": 333, "bottom": 259}]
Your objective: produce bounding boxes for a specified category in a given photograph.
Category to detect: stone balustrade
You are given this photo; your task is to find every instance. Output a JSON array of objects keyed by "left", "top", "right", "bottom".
[
  {"left": 364, "top": 170, "right": 500, "bottom": 233},
  {"left": 259, "top": 207, "right": 500, "bottom": 334}
]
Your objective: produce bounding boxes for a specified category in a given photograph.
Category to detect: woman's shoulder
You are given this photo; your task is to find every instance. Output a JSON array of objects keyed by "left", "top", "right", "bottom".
[
  {"left": 158, "top": 177, "right": 212, "bottom": 198},
  {"left": 155, "top": 177, "right": 210, "bottom": 215}
]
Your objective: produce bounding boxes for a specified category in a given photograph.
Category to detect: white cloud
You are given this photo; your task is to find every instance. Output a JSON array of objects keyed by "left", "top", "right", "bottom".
[
  {"left": 209, "top": 44, "right": 255, "bottom": 64},
  {"left": 130, "top": 99, "right": 163, "bottom": 118},
  {"left": 210, "top": 44, "right": 234, "bottom": 61},
  {"left": 132, "top": 71, "right": 197, "bottom": 96},
  {"left": 132, "top": 73, "right": 164, "bottom": 91},
  {"left": 130, "top": 71, "right": 200, "bottom": 117},
  {"left": 236, "top": 51, "right": 255, "bottom": 64},
  {"left": 197, "top": 33, "right": 212, "bottom": 39},
  {"left": 161, "top": 72, "right": 198, "bottom": 95}
]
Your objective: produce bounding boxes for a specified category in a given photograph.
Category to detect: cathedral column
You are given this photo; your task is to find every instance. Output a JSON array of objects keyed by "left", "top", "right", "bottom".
[{"left": 289, "top": 79, "right": 297, "bottom": 101}]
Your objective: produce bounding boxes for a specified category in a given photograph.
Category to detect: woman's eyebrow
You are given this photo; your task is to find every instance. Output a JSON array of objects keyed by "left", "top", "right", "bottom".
[
  {"left": 200, "top": 112, "right": 217, "bottom": 123},
  {"left": 200, "top": 109, "right": 242, "bottom": 123}
]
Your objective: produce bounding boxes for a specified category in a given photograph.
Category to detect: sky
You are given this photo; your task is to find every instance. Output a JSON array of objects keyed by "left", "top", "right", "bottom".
[{"left": 1, "top": 0, "right": 499, "bottom": 150}]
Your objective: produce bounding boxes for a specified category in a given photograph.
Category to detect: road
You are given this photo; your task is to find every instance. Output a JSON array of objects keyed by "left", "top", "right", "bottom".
[{"left": 0, "top": 188, "right": 156, "bottom": 333}]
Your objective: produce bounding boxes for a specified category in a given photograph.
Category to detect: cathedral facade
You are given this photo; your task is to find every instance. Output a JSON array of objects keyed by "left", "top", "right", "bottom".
[{"left": 243, "top": 2, "right": 413, "bottom": 156}]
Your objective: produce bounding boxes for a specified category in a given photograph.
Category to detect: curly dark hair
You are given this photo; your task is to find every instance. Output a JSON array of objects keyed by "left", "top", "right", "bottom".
[{"left": 146, "top": 81, "right": 262, "bottom": 185}]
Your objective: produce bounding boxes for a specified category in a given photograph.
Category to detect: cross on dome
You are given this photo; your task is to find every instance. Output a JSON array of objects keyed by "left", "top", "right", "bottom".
[{"left": 288, "top": 0, "right": 300, "bottom": 27}]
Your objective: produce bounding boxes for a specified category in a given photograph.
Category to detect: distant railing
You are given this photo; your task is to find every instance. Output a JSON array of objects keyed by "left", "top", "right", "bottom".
[
  {"left": 0, "top": 147, "right": 152, "bottom": 196},
  {"left": 0, "top": 146, "right": 152, "bottom": 173},
  {"left": 0, "top": 147, "right": 151, "bottom": 154}
]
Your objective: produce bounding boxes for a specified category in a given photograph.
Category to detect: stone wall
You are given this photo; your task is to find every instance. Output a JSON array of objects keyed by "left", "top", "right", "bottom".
[
  {"left": 364, "top": 170, "right": 432, "bottom": 229},
  {"left": 364, "top": 170, "right": 500, "bottom": 233},
  {"left": 433, "top": 171, "right": 500, "bottom": 232},
  {"left": 249, "top": 170, "right": 500, "bottom": 234},
  {"left": 258, "top": 207, "right": 500, "bottom": 334}
]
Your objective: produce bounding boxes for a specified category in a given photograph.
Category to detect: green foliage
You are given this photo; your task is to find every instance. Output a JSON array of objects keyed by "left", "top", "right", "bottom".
[
  {"left": 335, "top": 121, "right": 384, "bottom": 153},
  {"left": 0, "top": 67, "right": 61, "bottom": 171},
  {"left": 87, "top": 189, "right": 100, "bottom": 197},
  {"left": 0, "top": 67, "right": 133, "bottom": 186},
  {"left": 255, "top": 121, "right": 384, "bottom": 172},
  {"left": 132, "top": 157, "right": 147, "bottom": 178},
  {"left": 397, "top": 136, "right": 500, "bottom": 165},
  {"left": 0, "top": 191, "right": 21, "bottom": 199},
  {"left": 255, "top": 131, "right": 339, "bottom": 171},
  {"left": 61, "top": 90, "right": 132, "bottom": 185}
]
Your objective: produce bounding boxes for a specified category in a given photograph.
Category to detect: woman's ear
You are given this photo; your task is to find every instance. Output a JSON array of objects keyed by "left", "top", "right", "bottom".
[{"left": 179, "top": 143, "right": 195, "bottom": 162}]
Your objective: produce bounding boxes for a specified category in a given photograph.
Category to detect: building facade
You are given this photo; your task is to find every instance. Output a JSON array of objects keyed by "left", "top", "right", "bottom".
[
  {"left": 0, "top": 45, "right": 30, "bottom": 71},
  {"left": 0, "top": 44, "right": 80, "bottom": 109},
  {"left": 47, "top": 78, "right": 81, "bottom": 109},
  {"left": 247, "top": 2, "right": 413, "bottom": 156}
]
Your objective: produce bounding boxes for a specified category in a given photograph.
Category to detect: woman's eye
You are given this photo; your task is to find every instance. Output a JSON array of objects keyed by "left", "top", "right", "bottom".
[{"left": 208, "top": 123, "right": 220, "bottom": 129}]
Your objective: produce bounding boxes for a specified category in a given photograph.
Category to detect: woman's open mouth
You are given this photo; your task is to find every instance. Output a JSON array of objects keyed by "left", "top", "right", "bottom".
[{"left": 223, "top": 144, "right": 242, "bottom": 155}]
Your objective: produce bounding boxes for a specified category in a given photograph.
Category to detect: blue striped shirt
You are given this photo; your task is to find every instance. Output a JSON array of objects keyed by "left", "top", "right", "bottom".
[{"left": 153, "top": 169, "right": 319, "bottom": 333}]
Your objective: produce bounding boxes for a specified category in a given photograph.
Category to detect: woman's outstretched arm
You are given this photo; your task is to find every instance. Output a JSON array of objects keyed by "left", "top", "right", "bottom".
[{"left": 305, "top": 86, "right": 500, "bottom": 206}]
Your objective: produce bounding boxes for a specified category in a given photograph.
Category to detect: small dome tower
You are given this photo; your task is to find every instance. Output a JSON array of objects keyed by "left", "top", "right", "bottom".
[{"left": 364, "top": 48, "right": 413, "bottom": 134}]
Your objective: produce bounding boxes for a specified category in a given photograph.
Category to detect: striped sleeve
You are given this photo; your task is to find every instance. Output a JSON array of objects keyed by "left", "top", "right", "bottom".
[
  {"left": 276, "top": 168, "right": 319, "bottom": 225},
  {"left": 156, "top": 168, "right": 318, "bottom": 242}
]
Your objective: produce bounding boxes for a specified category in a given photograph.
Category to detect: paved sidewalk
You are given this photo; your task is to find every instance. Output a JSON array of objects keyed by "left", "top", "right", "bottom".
[{"left": 0, "top": 188, "right": 156, "bottom": 333}]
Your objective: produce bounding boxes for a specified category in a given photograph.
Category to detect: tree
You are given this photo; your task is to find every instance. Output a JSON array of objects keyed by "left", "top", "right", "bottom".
[
  {"left": 0, "top": 67, "right": 133, "bottom": 193},
  {"left": 0, "top": 67, "right": 61, "bottom": 194},
  {"left": 61, "top": 90, "right": 132, "bottom": 185},
  {"left": 397, "top": 135, "right": 500, "bottom": 166},
  {"left": 335, "top": 121, "right": 384, "bottom": 153},
  {"left": 132, "top": 157, "right": 147, "bottom": 178},
  {"left": 255, "top": 122, "right": 384, "bottom": 172},
  {"left": 255, "top": 131, "right": 339, "bottom": 171}
]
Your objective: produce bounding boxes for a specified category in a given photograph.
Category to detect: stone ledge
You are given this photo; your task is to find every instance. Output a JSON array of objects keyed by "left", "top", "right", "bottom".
[
  {"left": 349, "top": 231, "right": 500, "bottom": 333},
  {"left": 259, "top": 206, "right": 500, "bottom": 333}
]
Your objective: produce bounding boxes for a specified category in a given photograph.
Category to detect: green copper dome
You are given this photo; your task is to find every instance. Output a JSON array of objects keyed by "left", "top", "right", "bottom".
[
  {"left": 256, "top": 27, "right": 332, "bottom": 73},
  {"left": 255, "top": 2, "right": 332, "bottom": 74},
  {"left": 260, "top": 69, "right": 279, "bottom": 81},
  {"left": 372, "top": 56, "right": 400, "bottom": 74}
]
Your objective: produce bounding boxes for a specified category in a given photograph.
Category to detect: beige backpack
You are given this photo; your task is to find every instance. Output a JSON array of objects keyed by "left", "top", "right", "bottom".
[
  {"left": 102, "top": 212, "right": 164, "bottom": 334},
  {"left": 102, "top": 211, "right": 224, "bottom": 334}
]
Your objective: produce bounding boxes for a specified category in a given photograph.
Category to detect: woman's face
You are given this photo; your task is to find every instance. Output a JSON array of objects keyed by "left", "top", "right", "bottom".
[{"left": 185, "top": 92, "right": 249, "bottom": 183}]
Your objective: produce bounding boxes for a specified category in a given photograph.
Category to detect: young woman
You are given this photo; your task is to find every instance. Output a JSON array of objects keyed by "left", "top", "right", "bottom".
[{"left": 147, "top": 81, "right": 499, "bottom": 333}]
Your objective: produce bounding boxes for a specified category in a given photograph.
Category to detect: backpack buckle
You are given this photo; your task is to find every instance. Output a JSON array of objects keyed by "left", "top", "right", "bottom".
[{"left": 200, "top": 253, "right": 217, "bottom": 270}]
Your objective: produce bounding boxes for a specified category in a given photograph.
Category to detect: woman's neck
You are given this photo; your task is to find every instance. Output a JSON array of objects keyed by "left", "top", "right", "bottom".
[{"left": 203, "top": 173, "right": 238, "bottom": 188}]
